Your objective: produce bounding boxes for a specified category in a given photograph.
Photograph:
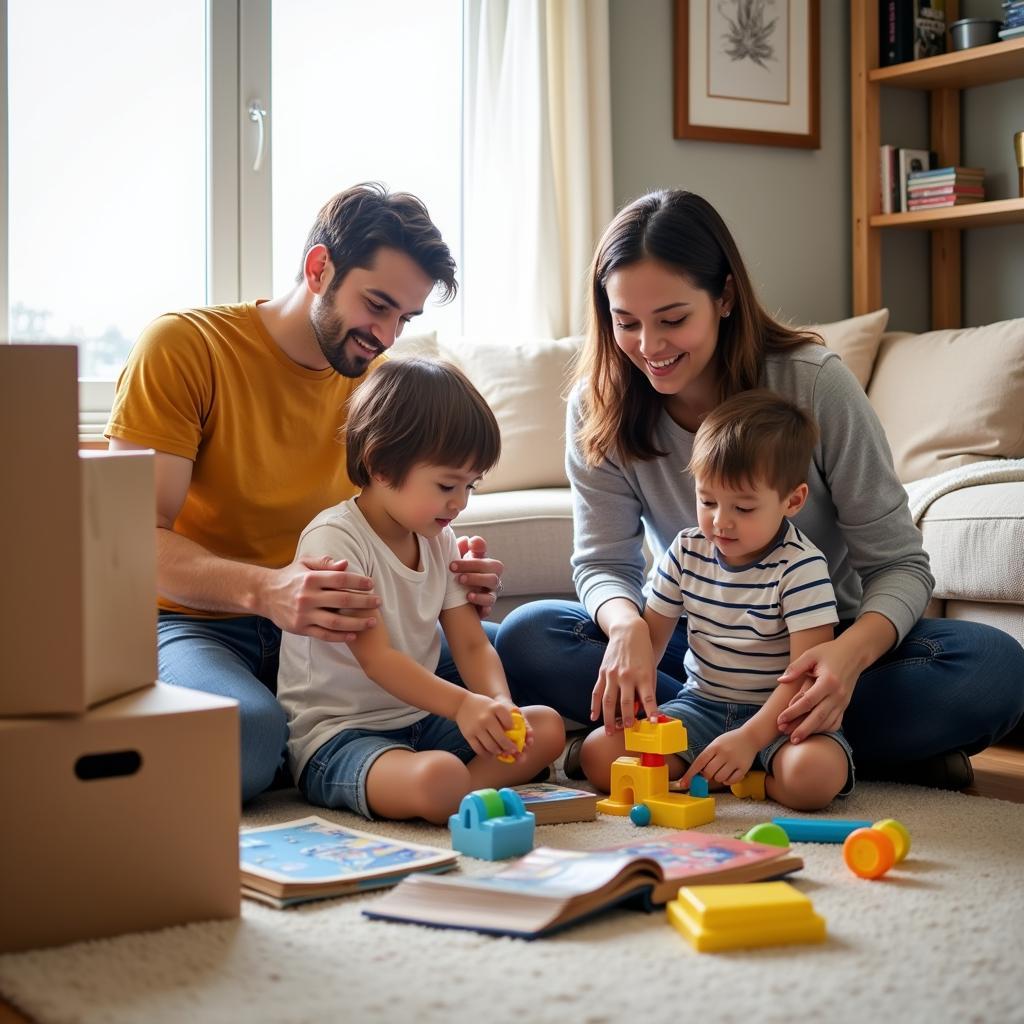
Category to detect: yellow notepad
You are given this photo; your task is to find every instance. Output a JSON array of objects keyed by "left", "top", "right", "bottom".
[{"left": 667, "top": 881, "right": 826, "bottom": 952}]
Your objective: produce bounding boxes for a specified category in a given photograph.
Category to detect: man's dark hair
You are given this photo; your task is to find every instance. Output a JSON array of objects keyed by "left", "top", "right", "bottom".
[{"left": 298, "top": 182, "right": 457, "bottom": 302}]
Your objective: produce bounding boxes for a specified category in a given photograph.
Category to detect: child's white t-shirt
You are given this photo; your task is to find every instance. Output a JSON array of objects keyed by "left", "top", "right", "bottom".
[
  {"left": 645, "top": 520, "right": 839, "bottom": 705},
  {"left": 277, "top": 497, "right": 469, "bottom": 780}
]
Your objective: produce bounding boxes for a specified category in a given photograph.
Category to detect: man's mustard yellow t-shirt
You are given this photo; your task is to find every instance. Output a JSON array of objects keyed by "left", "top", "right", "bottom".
[{"left": 106, "top": 302, "right": 372, "bottom": 616}]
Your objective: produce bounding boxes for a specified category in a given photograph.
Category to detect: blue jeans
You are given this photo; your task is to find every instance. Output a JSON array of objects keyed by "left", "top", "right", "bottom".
[
  {"left": 495, "top": 600, "right": 1024, "bottom": 764},
  {"left": 157, "top": 612, "right": 499, "bottom": 804}
]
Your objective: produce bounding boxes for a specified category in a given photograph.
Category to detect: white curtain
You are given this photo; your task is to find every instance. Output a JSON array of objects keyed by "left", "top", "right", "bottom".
[{"left": 462, "top": 0, "right": 613, "bottom": 339}]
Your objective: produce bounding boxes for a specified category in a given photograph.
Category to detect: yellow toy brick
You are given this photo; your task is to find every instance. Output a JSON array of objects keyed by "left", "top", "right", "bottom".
[
  {"left": 497, "top": 710, "right": 527, "bottom": 764},
  {"left": 667, "top": 881, "right": 826, "bottom": 952},
  {"left": 730, "top": 770, "right": 767, "bottom": 801},
  {"left": 623, "top": 716, "right": 688, "bottom": 756}
]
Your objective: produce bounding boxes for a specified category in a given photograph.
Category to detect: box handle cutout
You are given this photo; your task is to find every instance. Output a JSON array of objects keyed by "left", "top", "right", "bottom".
[{"left": 75, "top": 750, "right": 142, "bottom": 780}]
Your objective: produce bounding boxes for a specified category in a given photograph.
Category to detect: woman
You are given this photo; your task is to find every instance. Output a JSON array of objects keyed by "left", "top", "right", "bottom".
[{"left": 496, "top": 189, "right": 1023, "bottom": 788}]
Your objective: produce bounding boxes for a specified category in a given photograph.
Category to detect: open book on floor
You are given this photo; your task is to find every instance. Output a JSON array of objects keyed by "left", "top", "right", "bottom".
[
  {"left": 240, "top": 816, "right": 458, "bottom": 908},
  {"left": 364, "top": 830, "right": 803, "bottom": 938},
  {"left": 511, "top": 783, "right": 598, "bottom": 824}
]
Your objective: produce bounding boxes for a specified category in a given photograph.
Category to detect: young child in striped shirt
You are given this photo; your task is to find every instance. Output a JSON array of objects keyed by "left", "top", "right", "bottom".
[{"left": 582, "top": 390, "right": 853, "bottom": 810}]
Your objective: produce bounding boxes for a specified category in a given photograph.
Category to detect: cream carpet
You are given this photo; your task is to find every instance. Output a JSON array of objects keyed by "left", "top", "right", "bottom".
[{"left": 2, "top": 778, "right": 1022, "bottom": 1024}]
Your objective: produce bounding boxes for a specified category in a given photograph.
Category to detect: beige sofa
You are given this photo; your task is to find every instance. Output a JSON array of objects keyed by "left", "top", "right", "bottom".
[{"left": 401, "top": 311, "right": 1024, "bottom": 649}]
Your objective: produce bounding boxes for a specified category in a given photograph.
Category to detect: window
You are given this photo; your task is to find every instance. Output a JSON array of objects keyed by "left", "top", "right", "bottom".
[
  {"left": 1, "top": 0, "right": 466, "bottom": 429},
  {"left": 7, "top": 0, "right": 207, "bottom": 379},
  {"left": 270, "top": 0, "right": 463, "bottom": 339}
]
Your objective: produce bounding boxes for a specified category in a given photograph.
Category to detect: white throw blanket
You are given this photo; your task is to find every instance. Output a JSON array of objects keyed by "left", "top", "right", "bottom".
[{"left": 903, "top": 458, "right": 1024, "bottom": 525}]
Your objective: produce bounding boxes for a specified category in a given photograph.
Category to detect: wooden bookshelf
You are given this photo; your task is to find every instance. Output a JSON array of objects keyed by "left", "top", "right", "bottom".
[
  {"left": 851, "top": 0, "right": 1024, "bottom": 328},
  {"left": 870, "top": 36, "right": 1024, "bottom": 90},
  {"left": 872, "top": 196, "right": 1024, "bottom": 229}
]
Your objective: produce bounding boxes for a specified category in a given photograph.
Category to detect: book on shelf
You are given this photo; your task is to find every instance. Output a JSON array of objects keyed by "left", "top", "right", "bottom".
[
  {"left": 363, "top": 830, "right": 805, "bottom": 938},
  {"left": 907, "top": 185, "right": 985, "bottom": 199},
  {"left": 908, "top": 166, "right": 985, "bottom": 183},
  {"left": 879, "top": 0, "right": 946, "bottom": 66},
  {"left": 512, "top": 782, "right": 599, "bottom": 825},
  {"left": 897, "top": 148, "right": 933, "bottom": 212},
  {"left": 908, "top": 194, "right": 985, "bottom": 209},
  {"left": 880, "top": 144, "right": 898, "bottom": 214},
  {"left": 239, "top": 816, "right": 458, "bottom": 908}
]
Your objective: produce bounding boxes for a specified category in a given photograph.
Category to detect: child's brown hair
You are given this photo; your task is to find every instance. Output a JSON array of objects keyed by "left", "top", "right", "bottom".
[
  {"left": 345, "top": 357, "right": 500, "bottom": 487},
  {"left": 688, "top": 389, "right": 818, "bottom": 496}
]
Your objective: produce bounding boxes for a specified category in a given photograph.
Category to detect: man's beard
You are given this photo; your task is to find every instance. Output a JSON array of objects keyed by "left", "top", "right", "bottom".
[{"left": 310, "top": 301, "right": 382, "bottom": 378}]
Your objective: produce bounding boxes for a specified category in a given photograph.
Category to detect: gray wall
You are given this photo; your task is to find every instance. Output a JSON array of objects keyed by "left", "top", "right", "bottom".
[{"left": 609, "top": 0, "right": 1024, "bottom": 332}]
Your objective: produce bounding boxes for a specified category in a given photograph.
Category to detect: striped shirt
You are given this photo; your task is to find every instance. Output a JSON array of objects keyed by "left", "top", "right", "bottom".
[{"left": 646, "top": 520, "right": 839, "bottom": 705}]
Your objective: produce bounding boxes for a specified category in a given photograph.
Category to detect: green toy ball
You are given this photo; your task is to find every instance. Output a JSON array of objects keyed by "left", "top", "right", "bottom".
[
  {"left": 630, "top": 803, "right": 652, "bottom": 826},
  {"left": 743, "top": 822, "right": 790, "bottom": 847}
]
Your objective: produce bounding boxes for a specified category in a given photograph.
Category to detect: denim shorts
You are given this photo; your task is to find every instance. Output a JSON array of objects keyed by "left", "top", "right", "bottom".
[
  {"left": 298, "top": 714, "right": 475, "bottom": 819},
  {"left": 659, "top": 685, "right": 855, "bottom": 796}
]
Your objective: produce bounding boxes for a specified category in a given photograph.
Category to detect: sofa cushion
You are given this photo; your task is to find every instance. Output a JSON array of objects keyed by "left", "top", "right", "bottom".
[
  {"left": 918, "top": 480, "right": 1024, "bottom": 605},
  {"left": 439, "top": 335, "right": 581, "bottom": 494},
  {"left": 807, "top": 308, "right": 889, "bottom": 389},
  {"left": 867, "top": 318, "right": 1024, "bottom": 483},
  {"left": 453, "top": 488, "right": 574, "bottom": 597}
]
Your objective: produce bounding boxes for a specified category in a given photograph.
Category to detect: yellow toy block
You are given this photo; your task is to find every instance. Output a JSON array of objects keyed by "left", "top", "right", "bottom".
[
  {"left": 730, "top": 770, "right": 767, "bottom": 801},
  {"left": 596, "top": 755, "right": 715, "bottom": 826},
  {"left": 497, "top": 710, "right": 526, "bottom": 764},
  {"left": 624, "top": 717, "right": 688, "bottom": 756},
  {"left": 667, "top": 881, "right": 826, "bottom": 952}
]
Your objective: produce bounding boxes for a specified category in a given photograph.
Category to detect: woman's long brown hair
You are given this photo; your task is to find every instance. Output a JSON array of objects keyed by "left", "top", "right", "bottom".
[{"left": 574, "top": 190, "right": 820, "bottom": 467}]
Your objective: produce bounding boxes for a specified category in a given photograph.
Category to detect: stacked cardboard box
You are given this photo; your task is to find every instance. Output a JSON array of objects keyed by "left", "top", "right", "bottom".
[{"left": 0, "top": 345, "right": 240, "bottom": 953}]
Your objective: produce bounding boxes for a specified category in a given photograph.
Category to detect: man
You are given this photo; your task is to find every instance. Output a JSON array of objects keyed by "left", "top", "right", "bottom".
[{"left": 107, "top": 183, "right": 504, "bottom": 802}]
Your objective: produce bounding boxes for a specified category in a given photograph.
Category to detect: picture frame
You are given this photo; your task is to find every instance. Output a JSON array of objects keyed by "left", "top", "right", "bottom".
[{"left": 674, "top": 0, "right": 820, "bottom": 149}]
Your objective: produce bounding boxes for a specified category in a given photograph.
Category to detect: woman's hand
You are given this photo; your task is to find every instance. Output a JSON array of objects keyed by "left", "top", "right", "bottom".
[
  {"left": 776, "top": 634, "right": 863, "bottom": 742},
  {"left": 590, "top": 618, "right": 659, "bottom": 734}
]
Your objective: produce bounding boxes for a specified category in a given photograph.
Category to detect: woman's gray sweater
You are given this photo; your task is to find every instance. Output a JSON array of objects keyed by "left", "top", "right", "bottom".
[{"left": 567, "top": 343, "right": 934, "bottom": 643}]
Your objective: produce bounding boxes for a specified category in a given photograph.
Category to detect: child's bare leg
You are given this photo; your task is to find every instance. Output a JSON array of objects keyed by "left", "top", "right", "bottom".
[
  {"left": 766, "top": 736, "right": 849, "bottom": 811},
  {"left": 580, "top": 729, "right": 627, "bottom": 791},
  {"left": 365, "top": 748, "right": 472, "bottom": 825},
  {"left": 466, "top": 705, "right": 566, "bottom": 790}
]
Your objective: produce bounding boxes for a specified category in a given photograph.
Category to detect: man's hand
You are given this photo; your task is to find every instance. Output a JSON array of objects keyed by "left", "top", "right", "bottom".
[
  {"left": 680, "top": 730, "right": 759, "bottom": 789},
  {"left": 452, "top": 535, "right": 504, "bottom": 619},
  {"left": 261, "top": 555, "right": 379, "bottom": 642}
]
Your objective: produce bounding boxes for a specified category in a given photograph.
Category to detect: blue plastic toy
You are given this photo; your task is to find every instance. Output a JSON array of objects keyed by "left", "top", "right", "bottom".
[
  {"left": 772, "top": 817, "right": 872, "bottom": 844},
  {"left": 630, "top": 803, "right": 652, "bottom": 826},
  {"left": 449, "top": 787, "right": 535, "bottom": 860},
  {"left": 689, "top": 775, "right": 710, "bottom": 798}
]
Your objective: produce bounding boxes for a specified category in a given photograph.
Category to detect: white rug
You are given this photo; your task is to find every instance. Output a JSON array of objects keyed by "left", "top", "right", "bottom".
[{"left": 2, "top": 781, "right": 1023, "bottom": 1024}]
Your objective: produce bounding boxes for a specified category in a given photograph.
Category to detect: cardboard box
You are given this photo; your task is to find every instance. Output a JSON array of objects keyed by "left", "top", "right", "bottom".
[
  {"left": 0, "top": 344, "right": 85, "bottom": 714},
  {"left": 0, "top": 345, "right": 157, "bottom": 714},
  {"left": 0, "top": 683, "right": 241, "bottom": 953},
  {"left": 81, "top": 449, "right": 158, "bottom": 706}
]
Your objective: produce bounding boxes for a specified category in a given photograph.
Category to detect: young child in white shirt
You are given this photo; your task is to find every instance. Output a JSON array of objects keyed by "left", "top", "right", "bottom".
[
  {"left": 581, "top": 390, "right": 853, "bottom": 810},
  {"left": 277, "top": 358, "right": 565, "bottom": 824}
]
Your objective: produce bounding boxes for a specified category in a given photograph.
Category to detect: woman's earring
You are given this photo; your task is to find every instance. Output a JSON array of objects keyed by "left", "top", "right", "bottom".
[{"left": 722, "top": 309, "right": 731, "bottom": 318}]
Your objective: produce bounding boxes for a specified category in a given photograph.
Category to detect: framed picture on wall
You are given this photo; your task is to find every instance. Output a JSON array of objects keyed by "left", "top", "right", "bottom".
[{"left": 674, "top": 0, "right": 820, "bottom": 149}]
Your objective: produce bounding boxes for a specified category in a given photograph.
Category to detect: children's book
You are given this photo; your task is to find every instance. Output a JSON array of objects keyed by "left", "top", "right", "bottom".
[
  {"left": 363, "top": 831, "right": 804, "bottom": 938},
  {"left": 239, "top": 816, "right": 458, "bottom": 908},
  {"left": 512, "top": 783, "right": 598, "bottom": 825}
]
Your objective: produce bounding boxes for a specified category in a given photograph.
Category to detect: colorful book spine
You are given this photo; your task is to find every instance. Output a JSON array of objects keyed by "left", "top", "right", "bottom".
[
  {"left": 907, "top": 195, "right": 984, "bottom": 209},
  {"left": 907, "top": 185, "right": 985, "bottom": 199}
]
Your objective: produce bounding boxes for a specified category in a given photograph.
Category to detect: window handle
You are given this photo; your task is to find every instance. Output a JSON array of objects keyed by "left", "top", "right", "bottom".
[{"left": 248, "top": 100, "right": 268, "bottom": 173}]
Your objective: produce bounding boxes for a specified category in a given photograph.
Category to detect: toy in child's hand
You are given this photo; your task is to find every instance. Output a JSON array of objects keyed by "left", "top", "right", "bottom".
[
  {"left": 497, "top": 709, "right": 526, "bottom": 764},
  {"left": 842, "top": 818, "right": 911, "bottom": 879},
  {"left": 730, "top": 771, "right": 766, "bottom": 800}
]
